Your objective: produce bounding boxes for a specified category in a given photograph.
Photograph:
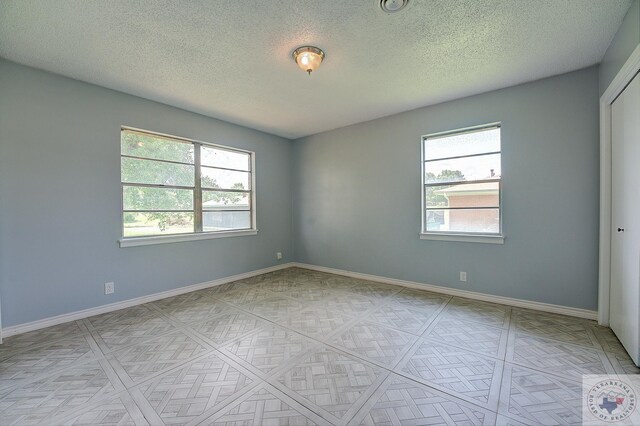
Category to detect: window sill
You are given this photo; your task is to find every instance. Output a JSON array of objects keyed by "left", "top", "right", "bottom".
[
  {"left": 119, "top": 229, "right": 258, "bottom": 248},
  {"left": 419, "top": 233, "right": 504, "bottom": 244}
]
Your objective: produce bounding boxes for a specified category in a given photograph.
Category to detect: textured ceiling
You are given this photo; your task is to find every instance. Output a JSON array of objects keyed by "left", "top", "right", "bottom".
[{"left": 0, "top": 1, "right": 632, "bottom": 139}]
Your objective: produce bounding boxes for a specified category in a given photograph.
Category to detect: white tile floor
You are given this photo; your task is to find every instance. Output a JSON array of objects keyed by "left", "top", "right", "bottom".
[{"left": 0, "top": 267, "right": 637, "bottom": 425}]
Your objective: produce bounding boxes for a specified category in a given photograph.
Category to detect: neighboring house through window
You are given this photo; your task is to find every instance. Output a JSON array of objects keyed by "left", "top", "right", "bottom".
[
  {"left": 120, "top": 127, "right": 256, "bottom": 242},
  {"left": 422, "top": 124, "right": 502, "bottom": 240}
]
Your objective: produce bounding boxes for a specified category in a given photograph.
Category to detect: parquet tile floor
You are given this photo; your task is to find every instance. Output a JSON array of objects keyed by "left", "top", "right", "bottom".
[{"left": 0, "top": 267, "right": 636, "bottom": 425}]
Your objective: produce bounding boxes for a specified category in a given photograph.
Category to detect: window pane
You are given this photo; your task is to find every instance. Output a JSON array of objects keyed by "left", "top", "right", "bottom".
[
  {"left": 203, "top": 211, "right": 251, "bottom": 231},
  {"left": 426, "top": 208, "right": 500, "bottom": 233},
  {"left": 425, "top": 153, "right": 500, "bottom": 184},
  {"left": 425, "top": 186, "right": 449, "bottom": 208},
  {"left": 426, "top": 210, "right": 447, "bottom": 231},
  {"left": 426, "top": 182, "right": 499, "bottom": 208},
  {"left": 425, "top": 127, "right": 500, "bottom": 160},
  {"left": 123, "top": 186, "right": 193, "bottom": 211},
  {"left": 201, "top": 146, "right": 250, "bottom": 171},
  {"left": 123, "top": 212, "right": 194, "bottom": 237},
  {"left": 202, "top": 190, "right": 250, "bottom": 210},
  {"left": 122, "top": 157, "right": 194, "bottom": 186},
  {"left": 201, "top": 167, "right": 250, "bottom": 190},
  {"left": 121, "top": 131, "right": 194, "bottom": 164}
]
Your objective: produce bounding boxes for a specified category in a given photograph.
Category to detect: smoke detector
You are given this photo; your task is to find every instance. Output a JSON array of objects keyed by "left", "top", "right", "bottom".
[{"left": 379, "top": 0, "right": 409, "bottom": 13}]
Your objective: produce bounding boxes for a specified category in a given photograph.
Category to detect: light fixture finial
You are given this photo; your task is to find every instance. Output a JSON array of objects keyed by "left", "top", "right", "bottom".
[{"left": 292, "top": 46, "right": 325, "bottom": 75}]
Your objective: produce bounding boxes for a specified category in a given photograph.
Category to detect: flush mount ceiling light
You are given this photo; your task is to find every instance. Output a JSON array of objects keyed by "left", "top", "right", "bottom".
[
  {"left": 292, "top": 46, "right": 325, "bottom": 75},
  {"left": 379, "top": 0, "right": 409, "bottom": 13}
]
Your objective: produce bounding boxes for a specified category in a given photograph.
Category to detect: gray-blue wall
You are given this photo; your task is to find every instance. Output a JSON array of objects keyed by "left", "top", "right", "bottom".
[
  {"left": 0, "top": 59, "right": 293, "bottom": 327},
  {"left": 0, "top": 47, "right": 621, "bottom": 329},
  {"left": 600, "top": 0, "right": 640, "bottom": 94},
  {"left": 292, "top": 66, "right": 600, "bottom": 310}
]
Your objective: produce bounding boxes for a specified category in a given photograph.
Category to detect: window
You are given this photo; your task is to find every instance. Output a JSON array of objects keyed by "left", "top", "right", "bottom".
[
  {"left": 421, "top": 123, "right": 503, "bottom": 243},
  {"left": 120, "top": 127, "right": 256, "bottom": 245}
]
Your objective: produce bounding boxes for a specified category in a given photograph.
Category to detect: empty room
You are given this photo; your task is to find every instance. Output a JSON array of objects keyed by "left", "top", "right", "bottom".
[{"left": 1, "top": 1, "right": 640, "bottom": 424}]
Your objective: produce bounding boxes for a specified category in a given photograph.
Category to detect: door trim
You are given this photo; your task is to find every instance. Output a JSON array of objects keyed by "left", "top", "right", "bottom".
[{"left": 599, "top": 43, "right": 640, "bottom": 326}]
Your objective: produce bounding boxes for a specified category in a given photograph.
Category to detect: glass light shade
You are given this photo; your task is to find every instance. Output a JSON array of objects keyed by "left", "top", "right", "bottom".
[{"left": 292, "top": 46, "right": 325, "bottom": 75}]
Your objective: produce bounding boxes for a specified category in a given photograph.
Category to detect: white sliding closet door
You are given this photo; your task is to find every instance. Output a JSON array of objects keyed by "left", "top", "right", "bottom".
[{"left": 610, "top": 71, "right": 640, "bottom": 366}]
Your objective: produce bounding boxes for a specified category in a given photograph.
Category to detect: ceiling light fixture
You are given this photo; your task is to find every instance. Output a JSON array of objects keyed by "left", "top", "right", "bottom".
[
  {"left": 292, "top": 46, "right": 325, "bottom": 75},
  {"left": 379, "top": 0, "right": 409, "bottom": 13}
]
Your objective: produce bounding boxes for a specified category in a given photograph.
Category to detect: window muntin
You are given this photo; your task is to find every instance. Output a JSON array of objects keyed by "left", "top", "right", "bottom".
[
  {"left": 422, "top": 124, "right": 502, "bottom": 236},
  {"left": 121, "top": 128, "right": 255, "bottom": 239}
]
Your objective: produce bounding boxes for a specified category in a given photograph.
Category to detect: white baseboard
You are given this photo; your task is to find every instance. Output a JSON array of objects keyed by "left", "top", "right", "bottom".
[
  {"left": 292, "top": 262, "right": 598, "bottom": 320},
  {"left": 1, "top": 263, "right": 295, "bottom": 339}
]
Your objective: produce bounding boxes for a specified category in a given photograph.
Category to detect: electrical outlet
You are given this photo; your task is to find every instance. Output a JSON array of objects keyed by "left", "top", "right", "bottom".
[
  {"left": 459, "top": 272, "right": 467, "bottom": 282},
  {"left": 276, "top": 252, "right": 283, "bottom": 260},
  {"left": 104, "top": 282, "right": 115, "bottom": 295}
]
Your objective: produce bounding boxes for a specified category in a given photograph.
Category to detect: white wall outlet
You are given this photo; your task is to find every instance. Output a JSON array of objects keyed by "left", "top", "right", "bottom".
[
  {"left": 459, "top": 272, "right": 467, "bottom": 282},
  {"left": 276, "top": 252, "right": 283, "bottom": 260},
  {"left": 104, "top": 282, "right": 115, "bottom": 295}
]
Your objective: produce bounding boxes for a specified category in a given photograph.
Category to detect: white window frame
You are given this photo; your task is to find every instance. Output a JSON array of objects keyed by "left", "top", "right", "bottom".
[
  {"left": 420, "top": 123, "right": 504, "bottom": 244},
  {"left": 119, "top": 126, "right": 257, "bottom": 248}
]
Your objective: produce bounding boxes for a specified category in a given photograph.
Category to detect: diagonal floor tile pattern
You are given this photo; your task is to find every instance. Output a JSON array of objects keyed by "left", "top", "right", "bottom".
[
  {"left": 366, "top": 303, "right": 440, "bottom": 335},
  {"left": 0, "top": 359, "right": 123, "bottom": 425},
  {"left": 0, "top": 335, "right": 98, "bottom": 391},
  {"left": 506, "top": 331, "right": 615, "bottom": 380},
  {"left": 512, "top": 308, "right": 601, "bottom": 348},
  {"left": 87, "top": 316, "right": 178, "bottom": 353},
  {"left": 200, "top": 383, "right": 326, "bottom": 425},
  {"left": 275, "top": 305, "right": 355, "bottom": 339},
  {"left": 221, "top": 323, "right": 318, "bottom": 375},
  {"left": 190, "top": 310, "right": 267, "bottom": 345},
  {"left": 56, "top": 392, "right": 149, "bottom": 426},
  {"left": 386, "top": 288, "right": 451, "bottom": 311},
  {"left": 398, "top": 339, "right": 503, "bottom": 409},
  {"left": 329, "top": 321, "right": 417, "bottom": 368},
  {"left": 351, "top": 374, "right": 496, "bottom": 425},
  {"left": 423, "top": 315, "right": 509, "bottom": 358},
  {"left": 0, "top": 322, "right": 88, "bottom": 365},
  {"left": 498, "top": 363, "right": 583, "bottom": 425},
  {"left": 108, "top": 331, "right": 211, "bottom": 386},
  {"left": 131, "top": 351, "right": 256, "bottom": 424},
  {"left": 0, "top": 266, "right": 637, "bottom": 425},
  {"left": 271, "top": 345, "right": 387, "bottom": 423},
  {"left": 442, "top": 297, "right": 511, "bottom": 328},
  {"left": 151, "top": 294, "right": 233, "bottom": 324}
]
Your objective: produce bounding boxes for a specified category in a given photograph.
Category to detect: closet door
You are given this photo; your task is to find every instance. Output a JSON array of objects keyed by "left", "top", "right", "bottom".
[{"left": 610, "top": 71, "right": 640, "bottom": 366}]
